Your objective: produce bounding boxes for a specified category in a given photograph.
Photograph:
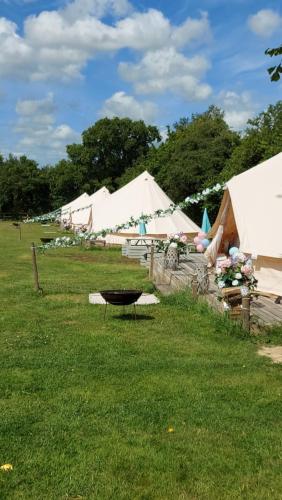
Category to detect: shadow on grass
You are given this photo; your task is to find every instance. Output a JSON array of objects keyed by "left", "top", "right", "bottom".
[{"left": 109, "top": 313, "right": 155, "bottom": 321}]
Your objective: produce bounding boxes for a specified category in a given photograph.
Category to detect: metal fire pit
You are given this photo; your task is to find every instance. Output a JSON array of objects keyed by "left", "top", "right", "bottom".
[
  {"left": 40, "top": 237, "right": 54, "bottom": 244},
  {"left": 100, "top": 289, "right": 142, "bottom": 319}
]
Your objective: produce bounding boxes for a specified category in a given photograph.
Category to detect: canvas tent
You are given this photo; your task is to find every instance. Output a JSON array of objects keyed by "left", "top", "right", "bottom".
[
  {"left": 70, "top": 187, "right": 110, "bottom": 230},
  {"left": 206, "top": 152, "right": 282, "bottom": 296},
  {"left": 90, "top": 171, "right": 200, "bottom": 244},
  {"left": 61, "top": 192, "right": 90, "bottom": 224},
  {"left": 61, "top": 193, "right": 90, "bottom": 227}
]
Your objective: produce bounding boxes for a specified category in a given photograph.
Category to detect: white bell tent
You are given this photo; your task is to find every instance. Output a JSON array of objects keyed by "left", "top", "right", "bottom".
[
  {"left": 70, "top": 187, "right": 110, "bottom": 229},
  {"left": 90, "top": 171, "right": 200, "bottom": 244},
  {"left": 206, "top": 152, "right": 282, "bottom": 296},
  {"left": 61, "top": 193, "right": 90, "bottom": 225}
]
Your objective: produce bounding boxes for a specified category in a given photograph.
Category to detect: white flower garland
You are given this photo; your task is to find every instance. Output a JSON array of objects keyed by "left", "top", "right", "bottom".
[
  {"left": 32, "top": 182, "right": 224, "bottom": 250},
  {"left": 24, "top": 202, "right": 95, "bottom": 224}
]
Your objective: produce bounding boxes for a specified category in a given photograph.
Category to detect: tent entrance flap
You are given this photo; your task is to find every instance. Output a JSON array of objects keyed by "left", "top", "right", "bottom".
[
  {"left": 206, "top": 191, "right": 239, "bottom": 265},
  {"left": 219, "top": 200, "right": 239, "bottom": 254}
]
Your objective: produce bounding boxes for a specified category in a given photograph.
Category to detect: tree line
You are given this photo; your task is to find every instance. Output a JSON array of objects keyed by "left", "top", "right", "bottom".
[{"left": 0, "top": 101, "right": 281, "bottom": 225}]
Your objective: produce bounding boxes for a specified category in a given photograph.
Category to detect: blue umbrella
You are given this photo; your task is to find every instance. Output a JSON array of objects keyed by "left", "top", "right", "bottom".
[
  {"left": 138, "top": 218, "right": 147, "bottom": 236},
  {"left": 201, "top": 208, "right": 211, "bottom": 234}
]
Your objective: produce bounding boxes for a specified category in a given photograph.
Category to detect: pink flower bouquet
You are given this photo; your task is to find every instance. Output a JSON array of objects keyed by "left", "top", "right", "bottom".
[
  {"left": 215, "top": 251, "right": 257, "bottom": 291},
  {"left": 157, "top": 232, "right": 188, "bottom": 254}
]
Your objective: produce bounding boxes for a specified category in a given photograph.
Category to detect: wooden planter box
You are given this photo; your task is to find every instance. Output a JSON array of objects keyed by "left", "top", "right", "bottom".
[
  {"left": 84, "top": 240, "right": 106, "bottom": 248},
  {"left": 221, "top": 287, "right": 242, "bottom": 318}
]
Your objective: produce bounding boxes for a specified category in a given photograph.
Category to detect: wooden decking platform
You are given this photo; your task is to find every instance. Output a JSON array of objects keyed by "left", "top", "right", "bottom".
[{"left": 153, "top": 254, "right": 282, "bottom": 328}]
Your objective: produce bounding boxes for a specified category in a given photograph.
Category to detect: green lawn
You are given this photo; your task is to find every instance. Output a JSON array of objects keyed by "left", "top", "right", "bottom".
[{"left": 0, "top": 222, "right": 282, "bottom": 500}]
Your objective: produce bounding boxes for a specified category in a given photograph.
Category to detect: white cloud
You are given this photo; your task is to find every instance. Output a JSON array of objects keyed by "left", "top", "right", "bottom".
[
  {"left": 219, "top": 90, "right": 256, "bottom": 130},
  {"left": 0, "top": 18, "right": 33, "bottom": 79},
  {"left": 16, "top": 91, "right": 56, "bottom": 119},
  {"left": 171, "top": 11, "right": 211, "bottom": 47},
  {"left": 14, "top": 93, "right": 80, "bottom": 162},
  {"left": 63, "top": 0, "right": 132, "bottom": 21},
  {"left": 248, "top": 9, "right": 282, "bottom": 37},
  {"left": 0, "top": 3, "right": 211, "bottom": 81},
  {"left": 119, "top": 47, "right": 211, "bottom": 101},
  {"left": 100, "top": 91, "right": 158, "bottom": 122}
]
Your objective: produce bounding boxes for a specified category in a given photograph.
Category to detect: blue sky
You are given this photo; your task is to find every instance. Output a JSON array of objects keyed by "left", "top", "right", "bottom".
[{"left": 0, "top": 0, "right": 281, "bottom": 164}]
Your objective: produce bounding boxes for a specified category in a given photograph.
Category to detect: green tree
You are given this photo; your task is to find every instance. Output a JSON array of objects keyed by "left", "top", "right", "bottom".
[
  {"left": 118, "top": 107, "right": 240, "bottom": 224},
  {"left": 44, "top": 160, "right": 90, "bottom": 209},
  {"left": 221, "top": 101, "right": 282, "bottom": 181},
  {"left": 0, "top": 155, "right": 50, "bottom": 216},
  {"left": 265, "top": 44, "right": 282, "bottom": 81},
  {"left": 66, "top": 117, "right": 161, "bottom": 190},
  {"left": 117, "top": 146, "right": 160, "bottom": 188}
]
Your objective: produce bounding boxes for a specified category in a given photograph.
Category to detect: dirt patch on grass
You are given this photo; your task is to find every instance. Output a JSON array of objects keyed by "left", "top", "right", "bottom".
[{"left": 258, "top": 346, "right": 282, "bottom": 363}]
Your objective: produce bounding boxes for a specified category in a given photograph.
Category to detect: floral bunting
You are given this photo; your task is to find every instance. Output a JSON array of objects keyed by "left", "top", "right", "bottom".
[
  {"left": 24, "top": 203, "right": 94, "bottom": 224},
  {"left": 29, "top": 181, "right": 224, "bottom": 250},
  {"left": 24, "top": 208, "right": 61, "bottom": 223}
]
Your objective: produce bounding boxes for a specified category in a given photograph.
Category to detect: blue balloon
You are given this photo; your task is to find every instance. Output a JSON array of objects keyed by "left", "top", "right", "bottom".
[
  {"left": 202, "top": 238, "right": 210, "bottom": 248},
  {"left": 229, "top": 246, "right": 239, "bottom": 256}
]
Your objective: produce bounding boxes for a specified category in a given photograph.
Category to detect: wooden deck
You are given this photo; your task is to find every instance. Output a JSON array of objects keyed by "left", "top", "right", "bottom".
[{"left": 153, "top": 254, "right": 282, "bottom": 328}]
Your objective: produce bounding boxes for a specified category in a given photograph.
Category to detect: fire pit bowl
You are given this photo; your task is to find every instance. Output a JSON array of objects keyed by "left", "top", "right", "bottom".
[
  {"left": 100, "top": 289, "right": 142, "bottom": 306},
  {"left": 40, "top": 237, "right": 54, "bottom": 244}
]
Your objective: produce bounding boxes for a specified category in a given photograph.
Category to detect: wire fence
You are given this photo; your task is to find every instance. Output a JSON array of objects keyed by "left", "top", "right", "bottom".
[{"left": 0, "top": 213, "right": 27, "bottom": 221}]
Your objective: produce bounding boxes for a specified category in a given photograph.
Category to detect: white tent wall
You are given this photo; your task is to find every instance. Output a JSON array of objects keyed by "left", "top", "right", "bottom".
[
  {"left": 71, "top": 208, "right": 92, "bottom": 230},
  {"left": 227, "top": 152, "right": 282, "bottom": 259},
  {"left": 61, "top": 193, "right": 90, "bottom": 225},
  {"left": 90, "top": 171, "right": 200, "bottom": 243},
  {"left": 253, "top": 257, "right": 282, "bottom": 296},
  {"left": 70, "top": 187, "right": 110, "bottom": 230},
  {"left": 206, "top": 152, "right": 282, "bottom": 296}
]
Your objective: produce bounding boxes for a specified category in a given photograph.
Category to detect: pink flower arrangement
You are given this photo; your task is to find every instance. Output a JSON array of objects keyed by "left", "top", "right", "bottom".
[
  {"left": 219, "top": 258, "right": 232, "bottom": 269},
  {"left": 157, "top": 232, "right": 187, "bottom": 254},
  {"left": 215, "top": 252, "right": 257, "bottom": 291},
  {"left": 241, "top": 265, "right": 253, "bottom": 276}
]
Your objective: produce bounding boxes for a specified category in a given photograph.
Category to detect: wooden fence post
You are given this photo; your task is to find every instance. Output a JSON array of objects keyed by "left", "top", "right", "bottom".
[
  {"left": 191, "top": 271, "right": 198, "bottom": 298},
  {"left": 31, "top": 242, "right": 43, "bottom": 293},
  {"left": 241, "top": 296, "right": 250, "bottom": 332},
  {"left": 12, "top": 222, "right": 21, "bottom": 240},
  {"left": 149, "top": 244, "right": 155, "bottom": 279}
]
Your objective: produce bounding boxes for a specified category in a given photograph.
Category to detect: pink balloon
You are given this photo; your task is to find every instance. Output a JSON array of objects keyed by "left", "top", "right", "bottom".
[
  {"left": 198, "top": 231, "right": 207, "bottom": 239},
  {"left": 194, "top": 236, "right": 201, "bottom": 245},
  {"left": 196, "top": 244, "right": 204, "bottom": 253}
]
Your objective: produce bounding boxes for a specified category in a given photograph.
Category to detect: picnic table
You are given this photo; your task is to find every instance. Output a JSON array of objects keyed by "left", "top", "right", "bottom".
[{"left": 125, "top": 237, "right": 161, "bottom": 246}]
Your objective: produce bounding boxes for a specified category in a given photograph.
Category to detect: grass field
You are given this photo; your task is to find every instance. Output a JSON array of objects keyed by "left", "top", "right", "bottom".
[{"left": 0, "top": 222, "right": 282, "bottom": 499}]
